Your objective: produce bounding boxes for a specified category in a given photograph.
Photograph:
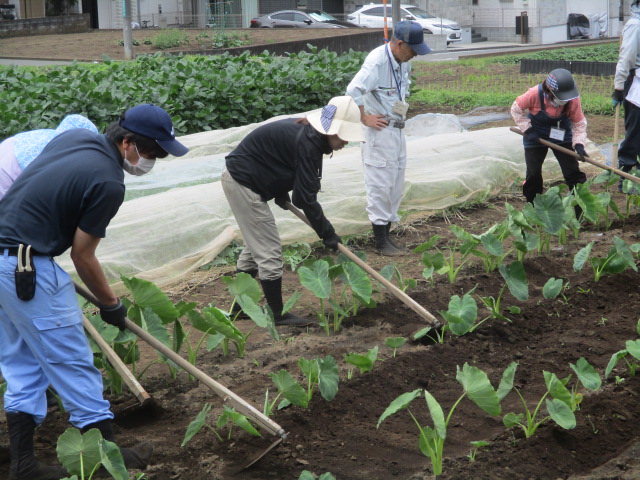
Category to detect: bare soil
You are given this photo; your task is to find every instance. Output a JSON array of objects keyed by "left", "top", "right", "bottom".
[{"left": 0, "top": 31, "right": 634, "bottom": 480}]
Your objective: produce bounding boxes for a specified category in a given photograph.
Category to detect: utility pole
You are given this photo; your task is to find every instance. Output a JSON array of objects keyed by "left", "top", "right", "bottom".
[
  {"left": 122, "top": 0, "right": 133, "bottom": 60},
  {"left": 392, "top": 0, "right": 401, "bottom": 30}
]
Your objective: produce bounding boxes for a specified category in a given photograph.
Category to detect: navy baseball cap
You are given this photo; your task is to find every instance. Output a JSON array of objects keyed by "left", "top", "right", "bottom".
[
  {"left": 394, "top": 21, "right": 431, "bottom": 56},
  {"left": 120, "top": 104, "right": 189, "bottom": 157}
]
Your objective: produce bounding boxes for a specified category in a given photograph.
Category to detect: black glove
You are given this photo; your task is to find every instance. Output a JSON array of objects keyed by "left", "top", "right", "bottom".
[
  {"left": 612, "top": 89, "right": 624, "bottom": 107},
  {"left": 574, "top": 143, "right": 588, "bottom": 161},
  {"left": 274, "top": 193, "right": 291, "bottom": 210},
  {"left": 99, "top": 300, "right": 127, "bottom": 331},
  {"left": 322, "top": 233, "right": 342, "bottom": 251},
  {"left": 523, "top": 127, "right": 540, "bottom": 144}
]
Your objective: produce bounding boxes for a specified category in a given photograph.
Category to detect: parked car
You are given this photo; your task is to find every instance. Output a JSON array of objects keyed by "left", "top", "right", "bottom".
[
  {"left": 347, "top": 4, "right": 461, "bottom": 44},
  {"left": 250, "top": 10, "right": 361, "bottom": 29}
]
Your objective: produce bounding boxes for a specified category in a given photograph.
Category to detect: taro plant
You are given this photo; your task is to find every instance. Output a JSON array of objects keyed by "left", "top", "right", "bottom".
[
  {"left": 181, "top": 403, "right": 260, "bottom": 446},
  {"left": 415, "top": 226, "right": 482, "bottom": 284},
  {"left": 503, "top": 359, "right": 601, "bottom": 438},
  {"left": 470, "top": 220, "right": 512, "bottom": 273},
  {"left": 57, "top": 428, "right": 128, "bottom": 480},
  {"left": 542, "top": 277, "right": 565, "bottom": 299},
  {"left": 343, "top": 346, "right": 379, "bottom": 373},
  {"left": 476, "top": 283, "right": 516, "bottom": 323},
  {"left": 498, "top": 260, "right": 529, "bottom": 301},
  {"left": 380, "top": 264, "right": 417, "bottom": 292},
  {"left": 467, "top": 440, "right": 490, "bottom": 462},
  {"left": 299, "top": 472, "right": 336, "bottom": 480},
  {"left": 505, "top": 203, "right": 537, "bottom": 262},
  {"left": 521, "top": 188, "right": 568, "bottom": 253},
  {"left": 298, "top": 257, "right": 373, "bottom": 335},
  {"left": 385, "top": 337, "right": 406, "bottom": 357},
  {"left": 267, "top": 355, "right": 339, "bottom": 411},
  {"left": 574, "top": 182, "right": 621, "bottom": 229},
  {"left": 573, "top": 236, "right": 639, "bottom": 282},
  {"left": 605, "top": 320, "right": 640, "bottom": 379},
  {"left": 377, "top": 362, "right": 516, "bottom": 476}
]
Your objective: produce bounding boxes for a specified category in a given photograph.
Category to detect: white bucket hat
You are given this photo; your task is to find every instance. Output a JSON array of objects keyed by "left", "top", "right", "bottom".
[{"left": 308, "top": 96, "right": 365, "bottom": 143}]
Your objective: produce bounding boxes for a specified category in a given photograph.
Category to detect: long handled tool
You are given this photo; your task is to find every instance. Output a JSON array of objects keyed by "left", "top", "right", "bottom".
[
  {"left": 73, "top": 281, "right": 288, "bottom": 466},
  {"left": 612, "top": 103, "right": 620, "bottom": 166},
  {"left": 510, "top": 126, "right": 640, "bottom": 185},
  {"left": 285, "top": 202, "right": 441, "bottom": 329},
  {"left": 82, "top": 315, "right": 152, "bottom": 407}
]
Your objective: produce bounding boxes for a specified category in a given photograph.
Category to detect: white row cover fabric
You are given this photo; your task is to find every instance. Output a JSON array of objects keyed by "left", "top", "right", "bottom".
[{"left": 56, "top": 111, "right": 603, "bottom": 292}]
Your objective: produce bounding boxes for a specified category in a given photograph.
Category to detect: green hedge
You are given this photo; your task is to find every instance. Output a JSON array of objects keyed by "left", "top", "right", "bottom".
[{"left": 0, "top": 47, "right": 366, "bottom": 141}]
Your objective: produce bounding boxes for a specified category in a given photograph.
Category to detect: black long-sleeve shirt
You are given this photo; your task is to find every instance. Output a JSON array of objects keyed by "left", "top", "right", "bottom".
[{"left": 225, "top": 118, "right": 335, "bottom": 240}]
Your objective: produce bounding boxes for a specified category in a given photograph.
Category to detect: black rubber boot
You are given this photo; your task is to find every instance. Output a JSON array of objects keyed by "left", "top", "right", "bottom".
[
  {"left": 373, "top": 223, "right": 404, "bottom": 256},
  {"left": 385, "top": 222, "right": 406, "bottom": 251},
  {"left": 260, "top": 277, "right": 312, "bottom": 326},
  {"left": 82, "top": 419, "right": 153, "bottom": 470},
  {"left": 230, "top": 269, "right": 258, "bottom": 318},
  {"left": 6, "top": 411, "right": 68, "bottom": 480}
]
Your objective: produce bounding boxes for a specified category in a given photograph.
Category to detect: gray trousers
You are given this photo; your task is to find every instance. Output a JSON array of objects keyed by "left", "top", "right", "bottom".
[{"left": 221, "top": 169, "right": 283, "bottom": 280}]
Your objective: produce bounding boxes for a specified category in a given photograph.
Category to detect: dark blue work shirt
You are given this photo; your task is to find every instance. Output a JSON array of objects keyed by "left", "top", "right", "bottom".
[{"left": 0, "top": 129, "right": 125, "bottom": 257}]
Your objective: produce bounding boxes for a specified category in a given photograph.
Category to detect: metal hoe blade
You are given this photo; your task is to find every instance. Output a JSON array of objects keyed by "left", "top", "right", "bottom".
[{"left": 238, "top": 436, "right": 285, "bottom": 472}]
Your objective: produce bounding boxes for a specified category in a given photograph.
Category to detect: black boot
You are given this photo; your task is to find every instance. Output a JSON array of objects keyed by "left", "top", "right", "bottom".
[
  {"left": 230, "top": 269, "right": 258, "bottom": 318},
  {"left": 82, "top": 419, "right": 153, "bottom": 470},
  {"left": 260, "top": 277, "right": 312, "bottom": 326},
  {"left": 372, "top": 223, "right": 404, "bottom": 256},
  {"left": 385, "top": 222, "right": 405, "bottom": 251},
  {"left": 6, "top": 411, "right": 68, "bottom": 480}
]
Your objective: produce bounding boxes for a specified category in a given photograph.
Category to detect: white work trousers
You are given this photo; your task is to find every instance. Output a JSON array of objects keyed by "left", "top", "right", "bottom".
[
  {"left": 362, "top": 125, "right": 407, "bottom": 225},
  {"left": 221, "top": 169, "right": 283, "bottom": 281}
]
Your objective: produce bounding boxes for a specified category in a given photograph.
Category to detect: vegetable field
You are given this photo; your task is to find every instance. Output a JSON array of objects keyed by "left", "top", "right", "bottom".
[{"left": 3, "top": 179, "right": 640, "bottom": 480}]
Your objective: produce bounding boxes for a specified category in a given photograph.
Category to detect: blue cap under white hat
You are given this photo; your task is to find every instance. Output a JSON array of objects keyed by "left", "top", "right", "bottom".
[
  {"left": 120, "top": 104, "right": 189, "bottom": 157},
  {"left": 393, "top": 21, "right": 431, "bottom": 56}
]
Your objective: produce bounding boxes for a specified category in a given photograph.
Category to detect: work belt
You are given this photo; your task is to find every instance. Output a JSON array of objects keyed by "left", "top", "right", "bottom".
[
  {"left": 390, "top": 121, "right": 405, "bottom": 129},
  {"left": 3, "top": 247, "right": 45, "bottom": 257}
]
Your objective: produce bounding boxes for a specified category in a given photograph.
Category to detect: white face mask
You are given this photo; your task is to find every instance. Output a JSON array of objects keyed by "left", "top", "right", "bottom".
[{"left": 123, "top": 156, "right": 156, "bottom": 176}]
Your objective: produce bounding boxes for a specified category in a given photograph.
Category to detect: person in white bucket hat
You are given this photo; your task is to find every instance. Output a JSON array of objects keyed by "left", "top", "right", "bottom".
[{"left": 222, "top": 96, "right": 363, "bottom": 327}]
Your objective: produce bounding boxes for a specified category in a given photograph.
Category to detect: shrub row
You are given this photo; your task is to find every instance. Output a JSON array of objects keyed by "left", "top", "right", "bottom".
[{"left": 0, "top": 47, "right": 366, "bottom": 141}]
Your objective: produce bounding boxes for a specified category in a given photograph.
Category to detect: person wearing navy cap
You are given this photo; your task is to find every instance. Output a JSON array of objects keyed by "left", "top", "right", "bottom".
[
  {"left": 346, "top": 21, "right": 431, "bottom": 256},
  {"left": 0, "top": 104, "right": 188, "bottom": 479}
]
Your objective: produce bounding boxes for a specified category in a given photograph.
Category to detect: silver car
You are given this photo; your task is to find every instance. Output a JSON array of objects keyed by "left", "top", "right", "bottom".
[{"left": 250, "top": 10, "right": 360, "bottom": 29}]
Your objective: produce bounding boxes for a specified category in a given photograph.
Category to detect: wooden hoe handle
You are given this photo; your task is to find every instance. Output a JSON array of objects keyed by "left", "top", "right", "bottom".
[
  {"left": 285, "top": 202, "right": 441, "bottom": 328},
  {"left": 74, "top": 281, "right": 287, "bottom": 440},
  {"left": 510, "top": 126, "right": 640, "bottom": 185}
]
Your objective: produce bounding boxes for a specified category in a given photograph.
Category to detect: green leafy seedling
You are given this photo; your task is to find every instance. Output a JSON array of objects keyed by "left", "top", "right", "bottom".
[
  {"left": 344, "top": 346, "right": 379, "bottom": 373},
  {"left": 57, "top": 428, "right": 127, "bottom": 480},
  {"left": 467, "top": 440, "right": 490, "bottom": 462},
  {"left": 385, "top": 337, "right": 406, "bottom": 357}
]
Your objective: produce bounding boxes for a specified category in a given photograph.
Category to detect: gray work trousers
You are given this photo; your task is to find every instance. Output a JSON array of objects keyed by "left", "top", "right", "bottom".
[{"left": 221, "top": 169, "right": 283, "bottom": 280}]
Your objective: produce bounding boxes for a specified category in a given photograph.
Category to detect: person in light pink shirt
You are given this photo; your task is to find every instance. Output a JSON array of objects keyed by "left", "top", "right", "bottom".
[{"left": 511, "top": 68, "right": 588, "bottom": 204}]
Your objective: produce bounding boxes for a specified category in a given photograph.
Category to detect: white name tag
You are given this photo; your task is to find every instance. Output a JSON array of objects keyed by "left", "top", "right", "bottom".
[
  {"left": 392, "top": 101, "right": 409, "bottom": 116},
  {"left": 549, "top": 127, "right": 565, "bottom": 141}
]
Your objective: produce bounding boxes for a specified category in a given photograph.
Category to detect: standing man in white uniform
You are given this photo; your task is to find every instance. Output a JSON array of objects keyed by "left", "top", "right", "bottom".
[{"left": 346, "top": 21, "right": 430, "bottom": 256}]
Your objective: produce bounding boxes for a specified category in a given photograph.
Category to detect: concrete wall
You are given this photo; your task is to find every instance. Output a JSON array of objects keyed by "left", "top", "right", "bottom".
[
  {"left": 0, "top": 13, "right": 89, "bottom": 38},
  {"left": 417, "top": 0, "right": 473, "bottom": 27}
]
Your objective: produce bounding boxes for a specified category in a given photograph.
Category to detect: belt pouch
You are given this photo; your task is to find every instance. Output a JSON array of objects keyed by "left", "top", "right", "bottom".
[{"left": 14, "top": 244, "right": 36, "bottom": 301}]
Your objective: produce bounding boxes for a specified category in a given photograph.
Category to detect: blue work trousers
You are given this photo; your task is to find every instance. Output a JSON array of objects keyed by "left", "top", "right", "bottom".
[{"left": 0, "top": 251, "right": 112, "bottom": 427}]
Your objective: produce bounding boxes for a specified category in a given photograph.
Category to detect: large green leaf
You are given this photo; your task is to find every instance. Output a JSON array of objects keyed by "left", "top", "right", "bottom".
[
  {"left": 298, "top": 260, "right": 331, "bottom": 299},
  {"left": 342, "top": 262, "right": 372, "bottom": 303},
  {"left": 343, "top": 346, "right": 378, "bottom": 374},
  {"left": 121, "top": 276, "right": 179, "bottom": 323},
  {"left": 424, "top": 390, "right": 446, "bottom": 438},
  {"left": 605, "top": 350, "right": 628, "bottom": 378},
  {"left": 318, "top": 355, "right": 339, "bottom": 401},
  {"left": 98, "top": 439, "right": 128, "bottom": 480},
  {"left": 573, "top": 242, "right": 594, "bottom": 271},
  {"left": 542, "top": 278, "right": 564, "bottom": 299},
  {"left": 543, "top": 371, "right": 572, "bottom": 407},
  {"left": 533, "top": 189, "right": 566, "bottom": 235},
  {"left": 498, "top": 261, "right": 529, "bottom": 301},
  {"left": 216, "top": 406, "right": 261, "bottom": 437},
  {"left": 456, "top": 363, "right": 501, "bottom": 416},
  {"left": 222, "top": 273, "right": 263, "bottom": 303},
  {"left": 505, "top": 202, "right": 533, "bottom": 230},
  {"left": 625, "top": 339, "right": 640, "bottom": 360},
  {"left": 569, "top": 357, "right": 601, "bottom": 391},
  {"left": 56, "top": 428, "right": 103, "bottom": 477},
  {"left": 545, "top": 398, "right": 576, "bottom": 430},
  {"left": 270, "top": 370, "right": 308, "bottom": 408},
  {"left": 377, "top": 389, "right": 422, "bottom": 428},
  {"left": 613, "top": 236, "right": 638, "bottom": 271},
  {"left": 441, "top": 293, "right": 477, "bottom": 336},
  {"left": 497, "top": 362, "right": 518, "bottom": 401},
  {"left": 413, "top": 235, "right": 440, "bottom": 253},
  {"left": 575, "top": 183, "right": 607, "bottom": 223},
  {"left": 182, "top": 403, "right": 212, "bottom": 446}
]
